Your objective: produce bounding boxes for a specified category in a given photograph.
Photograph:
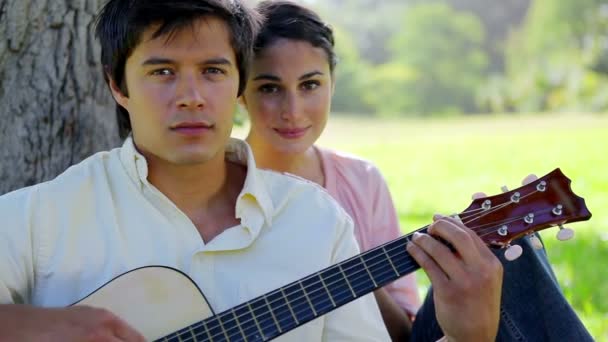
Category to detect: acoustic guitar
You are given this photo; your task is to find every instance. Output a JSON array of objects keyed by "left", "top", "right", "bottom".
[{"left": 74, "top": 168, "right": 592, "bottom": 341}]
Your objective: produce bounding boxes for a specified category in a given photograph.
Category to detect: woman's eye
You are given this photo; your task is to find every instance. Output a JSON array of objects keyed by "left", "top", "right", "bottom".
[
  {"left": 301, "top": 80, "right": 320, "bottom": 91},
  {"left": 259, "top": 84, "right": 280, "bottom": 94}
]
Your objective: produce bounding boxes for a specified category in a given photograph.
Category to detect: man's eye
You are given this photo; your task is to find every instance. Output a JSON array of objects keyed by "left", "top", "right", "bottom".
[
  {"left": 204, "top": 67, "right": 225, "bottom": 75},
  {"left": 151, "top": 68, "right": 173, "bottom": 76},
  {"left": 259, "top": 84, "right": 280, "bottom": 94}
]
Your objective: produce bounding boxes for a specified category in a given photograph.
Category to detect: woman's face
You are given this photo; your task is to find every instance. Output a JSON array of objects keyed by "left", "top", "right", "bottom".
[{"left": 242, "top": 38, "right": 333, "bottom": 155}]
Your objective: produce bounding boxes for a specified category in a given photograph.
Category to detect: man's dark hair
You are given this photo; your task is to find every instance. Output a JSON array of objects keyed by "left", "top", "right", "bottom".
[
  {"left": 254, "top": 1, "right": 337, "bottom": 73},
  {"left": 95, "top": 0, "right": 260, "bottom": 139}
]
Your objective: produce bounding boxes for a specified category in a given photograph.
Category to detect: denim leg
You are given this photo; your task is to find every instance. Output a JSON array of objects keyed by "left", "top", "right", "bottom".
[{"left": 411, "top": 235, "right": 593, "bottom": 342}]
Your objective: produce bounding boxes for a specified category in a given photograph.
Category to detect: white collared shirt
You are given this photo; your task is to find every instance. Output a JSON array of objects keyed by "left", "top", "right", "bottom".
[{"left": 0, "top": 137, "right": 389, "bottom": 341}]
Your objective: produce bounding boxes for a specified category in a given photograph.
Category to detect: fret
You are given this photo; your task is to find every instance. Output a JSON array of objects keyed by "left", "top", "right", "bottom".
[
  {"left": 230, "top": 308, "right": 247, "bottom": 341},
  {"left": 337, "top": 264, "right": 357, "bottom": 298},
  {"left": 320, "top": 266, "right": 355, "bottom": 307},
  {"left": 301, "top": 274, "right": 333, "bottom": 314},
  {"left": 247, "top": 303, "right": 266, "bottom": 340},
  {"left": 201, "top": 319, "right": 213, "bottom": 342},
  {"left": 386, "top": 238, "right": 417, "bottom": 275},
  {"left": 382, "top": 246, "right": 400, "bottom": 277},
  {"left": 263, "top": 295, "right": 283, "bottom": 334},
  {"left": 279, "top": 288, "right": 299, "bottom": 325},
  {"left": 282, "top": 282, "right": 315, "bottom": 323},
  {"left": 191, "top": 323, "right": 209, "bottom": 342},
  {"left": 359, "top": 255, "right": 378, "bottom": 287},
  {"left": 217, "top": 311, "right": 230, "bottom": 341},
  {"left": 204, "top": 316, "right": 225, "bottom": 342},
  {"left": 169, "top": 325, "right": 195, "bottom": 342},
  {"left": 341, "top": 255, "right": 375, "bottom": 296},
  {"left": 299, "top": 280, "right": 318, "bottom": 316},
  {"left": 266, "top": 290, "right": 297, "bottom": 331},
  {"left": 364, "top": 247, "right": 395, "bottom": 285},
  {"left": 187, "top": 326, "right": 197, "bottom": 342},
  {"left": 318, "top": 273, "right": 336, "bottom": 308},
  {"left": 249, "top": 296, "right": 280, "bottom": 338}
]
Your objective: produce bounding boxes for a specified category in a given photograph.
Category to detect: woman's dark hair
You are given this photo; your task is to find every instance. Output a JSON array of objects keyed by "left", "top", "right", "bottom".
[
  {"left": 95, "top": 0, "right": 260, "bottom": 139},
  {"left": 254, "top": 1, "right": 337, "bottom": 73}
]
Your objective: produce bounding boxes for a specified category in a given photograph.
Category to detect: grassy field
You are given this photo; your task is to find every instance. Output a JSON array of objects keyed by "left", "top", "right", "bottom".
[{"left": 235, "top": 113, "right": 608, "bottom": 339}]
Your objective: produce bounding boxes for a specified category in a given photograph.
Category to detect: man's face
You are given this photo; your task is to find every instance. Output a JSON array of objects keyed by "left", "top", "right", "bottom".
[{"left": 112, "top": 17, "right": 239, "bottom": 166}]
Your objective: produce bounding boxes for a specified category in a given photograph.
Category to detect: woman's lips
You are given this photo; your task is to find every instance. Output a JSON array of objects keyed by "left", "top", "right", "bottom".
[{"left": 274, "top": 127, "right": 309, "bottom": 139}]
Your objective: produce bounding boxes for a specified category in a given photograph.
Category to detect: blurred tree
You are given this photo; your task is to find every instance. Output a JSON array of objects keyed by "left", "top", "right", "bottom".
[
  {"left": 0, "top": 0, "right": 119, "bottom": 194},
  {"left": 315, "top": 0, "right": 408, "bottom": 65},
  {"left": 383, "top": 3, "right": 488, "bottom": 115},
  {"left": 491, "top": 0, "right": 608, "bottom": 113},
  {"left": 330, "top": 26, "right": 373, "bottom": 114}
]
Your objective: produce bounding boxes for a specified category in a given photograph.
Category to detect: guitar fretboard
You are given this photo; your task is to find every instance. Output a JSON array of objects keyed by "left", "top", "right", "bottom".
[{"left": 158, "top": 229, "right": 424, "bottom": 342}]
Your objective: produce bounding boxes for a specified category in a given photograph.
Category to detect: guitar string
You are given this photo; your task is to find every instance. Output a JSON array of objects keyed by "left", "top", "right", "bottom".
[
  {"left": 176, "top": 207, "right": 555, "bottom": 342},
  {"left": 171, "top": 192, "right": 556, "bottom": 341},
  {"left": 173, "top": 199, "right": 555, "bottom": 342}
]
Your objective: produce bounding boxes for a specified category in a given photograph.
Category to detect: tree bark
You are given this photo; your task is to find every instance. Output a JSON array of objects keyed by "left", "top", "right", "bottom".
[{"left": 0, "top": 0, "right": 120, "bottom": 195}]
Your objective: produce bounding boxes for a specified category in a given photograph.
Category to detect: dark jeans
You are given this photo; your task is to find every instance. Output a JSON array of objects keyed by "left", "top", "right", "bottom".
[{"left": 411, "top": 235, "right": 593, "bottom": 341}]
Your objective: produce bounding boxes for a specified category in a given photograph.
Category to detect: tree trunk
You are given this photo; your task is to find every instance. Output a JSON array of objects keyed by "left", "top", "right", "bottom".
[{"left": 0, "top": 0, "right": 120, "bottom": 195}]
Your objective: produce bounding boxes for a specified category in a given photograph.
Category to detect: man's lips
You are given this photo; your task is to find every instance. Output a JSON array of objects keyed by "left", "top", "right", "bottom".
[{"left": 171, "top": 122, "right": 214, "bottom": 136}]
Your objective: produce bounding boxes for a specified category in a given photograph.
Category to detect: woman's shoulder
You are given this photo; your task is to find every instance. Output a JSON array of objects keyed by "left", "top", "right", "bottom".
[{"left": 318, "top": 147, "right": 384, "bottom": 184}]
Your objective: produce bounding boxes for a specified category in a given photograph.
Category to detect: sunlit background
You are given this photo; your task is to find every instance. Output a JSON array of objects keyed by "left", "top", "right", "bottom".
[{"left": 236, "top": 0, "right": 608, "bottom": 339}]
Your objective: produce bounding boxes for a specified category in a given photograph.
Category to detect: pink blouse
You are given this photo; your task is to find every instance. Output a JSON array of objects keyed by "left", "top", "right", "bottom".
[{"left": 318, "top": 147, "right": 421, "bottom": 315}]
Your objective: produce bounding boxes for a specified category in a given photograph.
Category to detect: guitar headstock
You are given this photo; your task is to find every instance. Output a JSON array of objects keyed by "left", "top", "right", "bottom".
[{"left": 459, "top": 168, "right": 592, "bottom": 249}]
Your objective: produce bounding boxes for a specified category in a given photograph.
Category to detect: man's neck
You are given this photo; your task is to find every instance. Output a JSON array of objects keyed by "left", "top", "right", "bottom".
[{"left": 144, "top": 151, "right": 247, "bottom": 242}]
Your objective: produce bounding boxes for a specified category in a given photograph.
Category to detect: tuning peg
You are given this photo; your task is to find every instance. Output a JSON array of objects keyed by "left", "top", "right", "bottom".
[
  {"left": 504, "top": 244, "right": 523, "bottom": 261},
  {"left": 528, "top": 234, "right": 544, "bottom": 250},
  {"left": 471, "top": 192, "right": 486, "bottom": 200},
  {"left": 556, "top": 225, "right": 574, "bottom": 241},
  {"left": 522, "top": 174, "right": 539, "bottom": 186},
  {"left": 501, "top": 185, "right": 509, "bottom": 193}
]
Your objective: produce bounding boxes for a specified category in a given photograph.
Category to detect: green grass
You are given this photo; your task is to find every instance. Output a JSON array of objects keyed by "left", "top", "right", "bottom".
[{"left": 235, "top": 113, "right": 608, "bottom": 339}]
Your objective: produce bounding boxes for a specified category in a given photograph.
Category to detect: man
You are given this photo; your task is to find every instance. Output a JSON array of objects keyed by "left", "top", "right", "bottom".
[{"left": 0, "top": 0, "right": 503, "bottom": 341}]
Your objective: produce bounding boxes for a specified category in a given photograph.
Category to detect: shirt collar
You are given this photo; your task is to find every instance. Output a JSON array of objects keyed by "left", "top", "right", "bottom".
[{"left": 118, "top": 136, "right": 274, "bottom": 229}]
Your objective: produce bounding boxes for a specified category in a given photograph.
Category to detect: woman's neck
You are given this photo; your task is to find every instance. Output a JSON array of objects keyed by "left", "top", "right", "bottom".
[{"left": 247, "top": 137, "right": 325, "bottom": 187}]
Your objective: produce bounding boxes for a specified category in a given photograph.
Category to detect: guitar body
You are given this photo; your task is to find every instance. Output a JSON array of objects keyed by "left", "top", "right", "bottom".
[{"left": 74, "top": 266, "right": 212, "bottom": 341}]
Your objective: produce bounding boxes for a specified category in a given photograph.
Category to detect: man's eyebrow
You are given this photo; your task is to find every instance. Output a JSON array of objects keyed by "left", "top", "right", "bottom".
[
  {"left": 141, "top": 57, "right": 233, "bottom": 66},
  {"left": 141, "top": 57, "right": 174, "bottom": 66}
]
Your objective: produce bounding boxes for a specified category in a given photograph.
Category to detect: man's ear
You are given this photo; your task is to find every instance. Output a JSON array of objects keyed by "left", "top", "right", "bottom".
[{"left": 108, "top": 75, "right": 129, "bottom": 109}]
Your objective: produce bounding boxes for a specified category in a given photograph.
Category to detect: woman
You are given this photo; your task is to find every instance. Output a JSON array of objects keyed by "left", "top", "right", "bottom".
[
  {"left": 240, "top": 2, "right": 420, "bottom": 339},
  {"left": 241, "top": 1, "right": 592, "bottom": 342}
]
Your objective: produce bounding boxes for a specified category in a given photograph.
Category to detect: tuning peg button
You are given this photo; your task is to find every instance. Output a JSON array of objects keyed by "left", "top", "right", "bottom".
[
  {"left": 522, "top": 174, "right": 539, "bottom": 186},
  {"left": 504, "top": 244, "right": 523, "bottom": 261},
  {"left": 529, "top": 234, "right": 544, "bottom": 250},
  {"left": 501, "top": 185, "right": 509, "bottom": 193},
  {"left": 557, "top": 225, "right": 574, "bottom": 241}
]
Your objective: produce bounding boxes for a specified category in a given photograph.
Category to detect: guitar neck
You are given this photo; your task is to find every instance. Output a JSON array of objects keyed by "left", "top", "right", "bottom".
[{"left": 158, "top": 229, "right": 423, "bottom": 342}]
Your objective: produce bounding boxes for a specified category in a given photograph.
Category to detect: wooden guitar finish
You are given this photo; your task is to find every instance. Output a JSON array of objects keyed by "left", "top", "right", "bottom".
[{"left": 73, "top": 168, "right": 592, "bottom": 341}]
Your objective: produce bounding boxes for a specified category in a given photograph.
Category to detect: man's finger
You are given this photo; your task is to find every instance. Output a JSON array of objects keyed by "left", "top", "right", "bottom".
[
  {"left": 406, "top": 238, "right": 449, "bottom": 287},
  {"left": 428, "top": 217, "right": 483, "bottom": 263}
]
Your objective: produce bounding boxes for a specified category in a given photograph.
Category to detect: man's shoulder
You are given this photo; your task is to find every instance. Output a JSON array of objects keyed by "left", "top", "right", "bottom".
[
  {"left": 0, "top": 149, "right": 120, "bottom": 204},
  {"left": 257, "top": 168, "right": 350, "bottom": 217}
]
